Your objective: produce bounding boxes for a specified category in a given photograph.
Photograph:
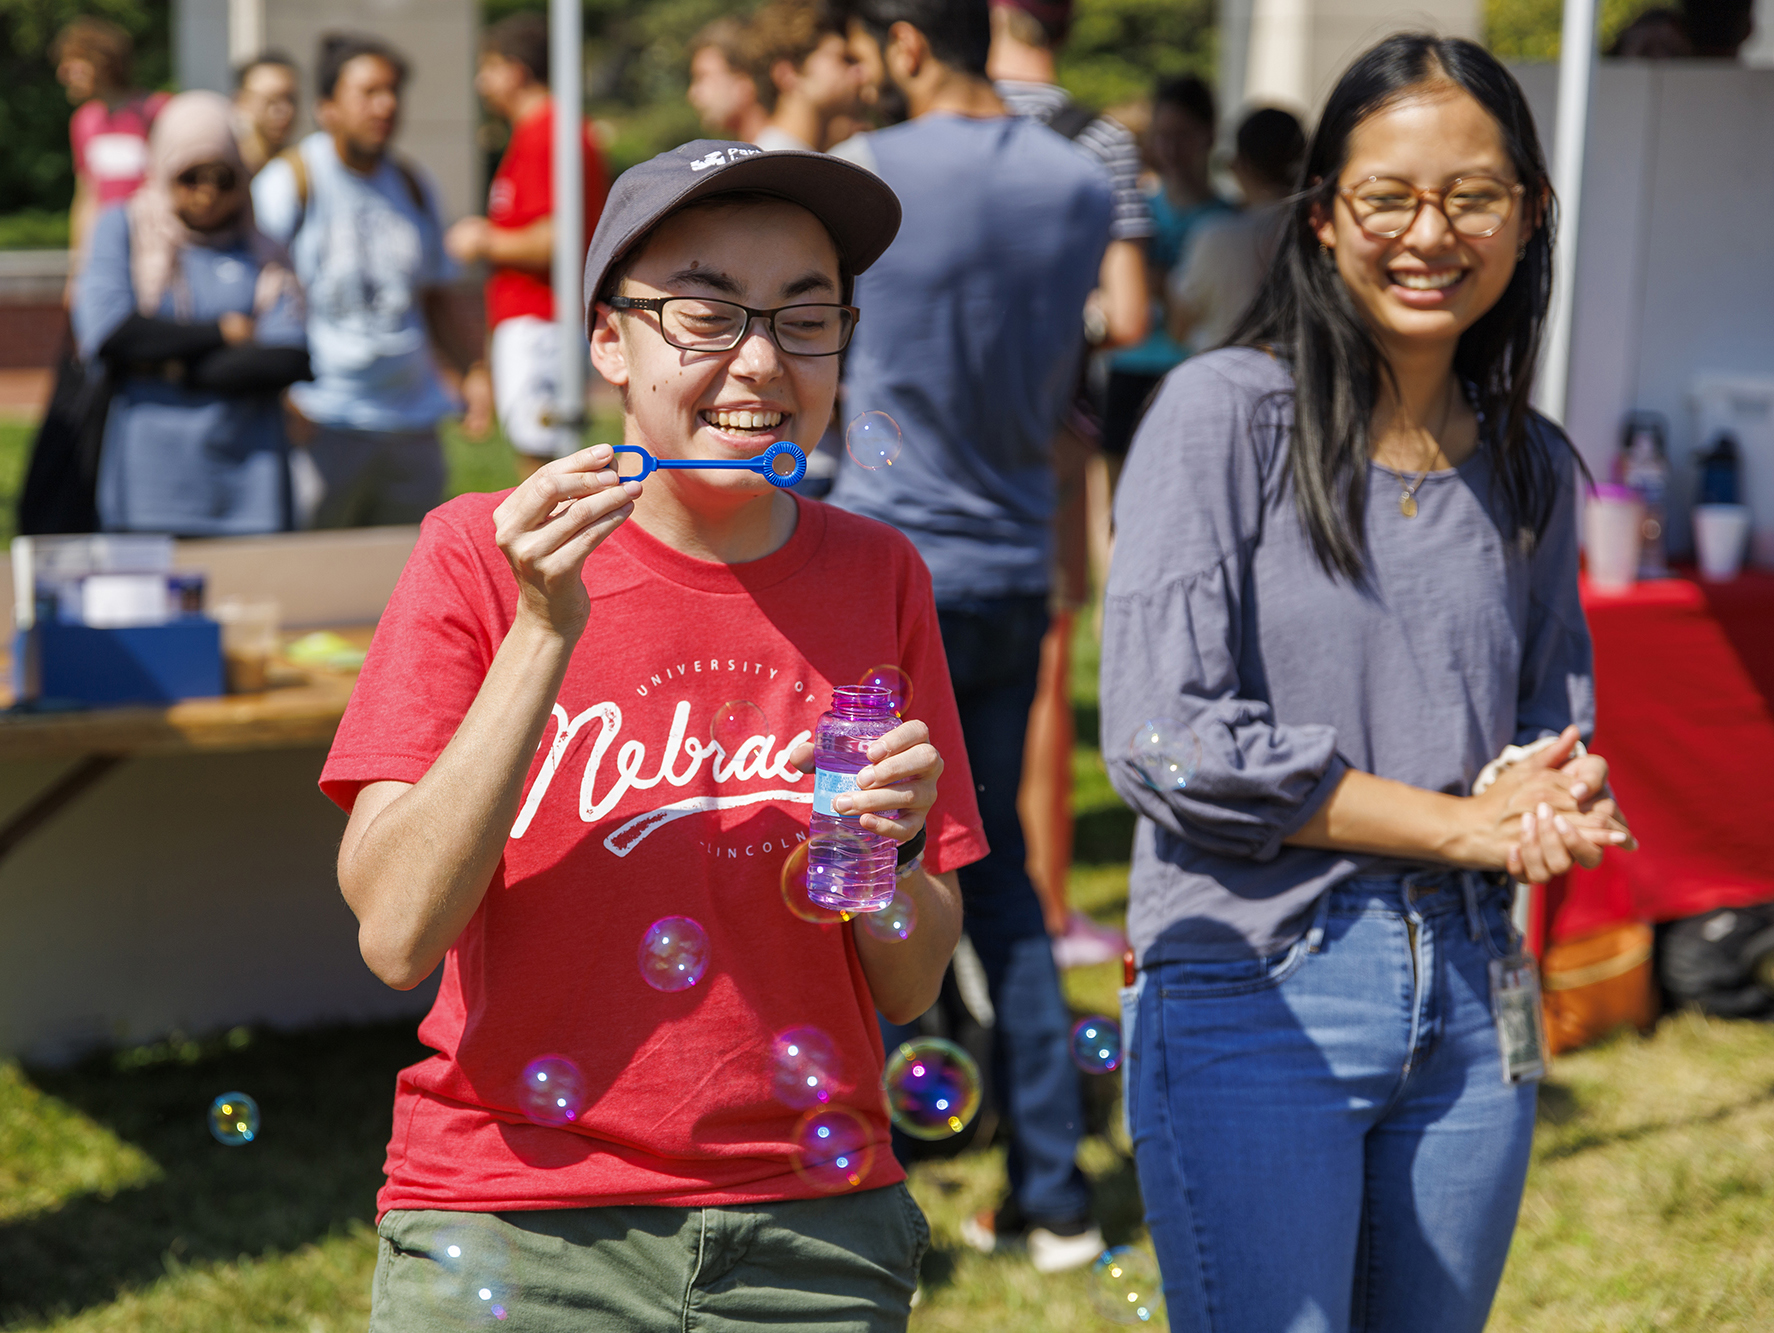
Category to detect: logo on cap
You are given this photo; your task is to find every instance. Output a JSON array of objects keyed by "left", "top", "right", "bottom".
[{"left": 690, "top": 145, "right": 765, "bottom": 172}]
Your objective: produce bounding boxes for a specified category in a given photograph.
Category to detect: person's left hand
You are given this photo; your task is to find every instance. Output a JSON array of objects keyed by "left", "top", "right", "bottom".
[
  {"left": 445, "top": 216, "right": 492, "bottom": 265},
  {"left": 788, "top": 720, "right": 945, "bottom": 844},
  {"left": 1504, "top": 746, "right": 1637, "bottom": 882}
]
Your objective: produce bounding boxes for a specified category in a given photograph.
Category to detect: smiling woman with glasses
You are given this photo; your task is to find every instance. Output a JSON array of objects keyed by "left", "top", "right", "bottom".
[{"left": 1101, "top": 33, "right": 1637, "bottom": 1333}]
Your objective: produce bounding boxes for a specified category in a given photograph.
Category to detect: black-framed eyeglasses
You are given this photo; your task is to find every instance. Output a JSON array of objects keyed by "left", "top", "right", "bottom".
[
  {"left": 607, "top": 296, "right": 859, "bottom": 357},
  {"left": 1337, "top": 175, "right": 1525, "bottom": 239},
  {"left": 175, "top": 163, "right": 239, "bottom": 192}
]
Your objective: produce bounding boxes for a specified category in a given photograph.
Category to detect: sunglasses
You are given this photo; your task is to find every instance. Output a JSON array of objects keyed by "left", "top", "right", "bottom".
[{"left": 175, "top": 164, "right": 239, "bottom": 192}]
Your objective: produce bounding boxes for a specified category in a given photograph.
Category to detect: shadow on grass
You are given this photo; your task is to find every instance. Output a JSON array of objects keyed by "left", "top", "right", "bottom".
[
  {"left": 913, "top": 1152, "right": 1144, "bottom": 1299},
  {"left": 0, "top": 1021, "right": 426, "bottom": 1326},
  {"left": 1535, "top": 1083, "right": 1774, "bottom": 1163}
]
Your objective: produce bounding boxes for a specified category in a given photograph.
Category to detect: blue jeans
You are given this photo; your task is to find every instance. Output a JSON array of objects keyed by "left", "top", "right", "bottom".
[
  {"left": 932, "top": 594, "right": 1091, "bottom": 1227},
  {"left": 1130, "top": 873, "right": 1536, "bottom": 1333}
]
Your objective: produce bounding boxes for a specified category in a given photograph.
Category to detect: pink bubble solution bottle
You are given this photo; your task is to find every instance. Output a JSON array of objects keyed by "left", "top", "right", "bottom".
[{"left": 807, "top": 685, "right": 900, "bottom": 913}]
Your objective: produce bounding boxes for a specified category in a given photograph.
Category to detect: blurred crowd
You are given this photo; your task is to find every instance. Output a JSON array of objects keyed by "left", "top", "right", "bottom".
[{"left": 34, "top": 13, "right": 606, "bottom": 538}]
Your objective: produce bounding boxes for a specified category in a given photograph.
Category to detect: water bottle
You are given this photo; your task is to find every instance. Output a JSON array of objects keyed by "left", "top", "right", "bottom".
[
  {"left": 1616, "top": 412, "right": 1668, "bottom": 578},
  {"left": 1698, "top": 432, "right": 1741, "bottom": 506},
  {"left": 807, "top": 685, "right": 899, "bottom": 914}
]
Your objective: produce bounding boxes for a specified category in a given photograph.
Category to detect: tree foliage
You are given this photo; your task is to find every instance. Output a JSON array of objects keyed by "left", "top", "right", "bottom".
[
  {"left": 1486, "top": 0, "right": 1669, "bottom": 60},
  {"left": 0, "top": 0, "right": 170, "bottom": 214}
]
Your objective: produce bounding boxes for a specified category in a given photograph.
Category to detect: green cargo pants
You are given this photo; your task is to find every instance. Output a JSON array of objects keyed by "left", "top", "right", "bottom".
[{"left": 368, "top": 1182, "right": 929, "bottom": 1332}]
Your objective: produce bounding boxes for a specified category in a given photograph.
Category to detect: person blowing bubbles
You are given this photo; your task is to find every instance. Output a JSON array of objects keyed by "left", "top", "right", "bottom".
[{"left": 323, "top": 144, "right": 985, "bottom": 1330}]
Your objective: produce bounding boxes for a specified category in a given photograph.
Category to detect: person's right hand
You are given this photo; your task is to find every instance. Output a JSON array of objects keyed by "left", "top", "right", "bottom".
[
  {"left": 493, "top": 444, "right": 643, "bottom": 639},
  {"left": 219, "top": 311, "right": 255, "bottom": 345},
  {"left": 1459, "top": 726, "right": 1631, "bottom": 881}
]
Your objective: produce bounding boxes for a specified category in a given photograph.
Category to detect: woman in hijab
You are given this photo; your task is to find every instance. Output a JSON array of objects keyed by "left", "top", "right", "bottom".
[{"left": 74, "top": 90, "right": 310, "bottom": 534}]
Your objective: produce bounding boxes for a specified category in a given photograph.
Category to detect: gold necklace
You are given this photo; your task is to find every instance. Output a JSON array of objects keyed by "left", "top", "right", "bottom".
[{"left": 1385, "top": 381, "right": 1455, "bottom": 518}]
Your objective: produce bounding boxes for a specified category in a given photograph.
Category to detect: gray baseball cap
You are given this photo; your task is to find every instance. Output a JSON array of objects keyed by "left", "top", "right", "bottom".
[{"left": 581, "top": 139, "right": 903, "bottom": 330}]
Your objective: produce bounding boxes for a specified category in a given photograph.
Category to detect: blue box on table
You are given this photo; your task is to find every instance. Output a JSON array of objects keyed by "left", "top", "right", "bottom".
[{"left": 12, "top": 618, "right": 224, "bottom": 706}]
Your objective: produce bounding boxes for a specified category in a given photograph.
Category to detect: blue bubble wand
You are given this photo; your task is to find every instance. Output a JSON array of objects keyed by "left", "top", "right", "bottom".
[{"left": 612, "top": 440, "right": 807, "bottom": 488}]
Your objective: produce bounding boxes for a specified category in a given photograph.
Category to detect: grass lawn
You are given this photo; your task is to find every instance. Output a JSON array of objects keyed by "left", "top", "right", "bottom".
[{"left": 3, "top": 528, "right": 1774, "bottom": 1329}]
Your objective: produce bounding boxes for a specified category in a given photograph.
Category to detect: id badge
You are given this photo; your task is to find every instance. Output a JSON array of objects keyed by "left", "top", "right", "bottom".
[{"left": 1490, "top": 953, "right": 1547, "bottom": 1084}]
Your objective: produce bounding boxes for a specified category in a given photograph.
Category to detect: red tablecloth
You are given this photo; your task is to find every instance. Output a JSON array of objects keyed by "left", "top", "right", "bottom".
[{"left": 1536, "top": 570, "right": 1774, "bottom": 948}]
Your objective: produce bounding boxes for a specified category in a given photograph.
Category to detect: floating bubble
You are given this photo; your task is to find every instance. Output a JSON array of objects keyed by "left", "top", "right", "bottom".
[
  {"left": 208, "top": 1092, "right": 260, "bottom": 1145},
  {"left": 519, "top": 1055, "right": 587, "bottom": 1127},
  {"left": 1070, "top": 1016, "right": 1123, "bottom": 1074},
  {"left": 858, "top": 885, "right": 917, "bottom": 942},
  {"left": 712, "top": 700, "right": 766, "bottom": 754},
  {"left": 638, "top": 916, "right": 710, "bottom": 992},
  {"left": 779, "top": 841, "right": 853, "bottom": 925},
  {"left": 771, "top": 1025, "right": 843, "bottom": 1109},
  {"left": 882, "top": 1038, "right": 981, "bottom": 1140},
  {"left": 856, "top": 664, "right": 913, "bottom": 717},
  {"left": 1127, "top": 717, "right": 1203, "bottom": 793},
  {"left": 846, "top": 412, "right": 903, "bottom": 470},
  {"left": 1092, "top": 1246, "right": 1165, "bottom": 1325},
  {"left": 791, "top": 1105, "right": 877, "bottom": 1192},
  {"left": 427, "top": 1225, "right": 519, "bottom": 1324}
]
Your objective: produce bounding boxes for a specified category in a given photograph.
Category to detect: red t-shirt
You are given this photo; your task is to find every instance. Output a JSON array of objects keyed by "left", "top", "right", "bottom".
[
  {"left": 320, "top": 493, "right": 987, "bottom": 1218},
  {"left": 484, "top": 100, "right": 609, "bottom": 327},
  {"left": 70, "top": 93, "right": 171, "bottom": 206}
]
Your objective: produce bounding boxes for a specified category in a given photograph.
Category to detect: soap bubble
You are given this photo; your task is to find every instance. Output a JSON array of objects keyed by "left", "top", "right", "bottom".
[
  {"left": 519, "top": 1055, "right": 587, "bottom": 1127},
  {"left": 791, "top": 1105, "right": 876, "bottom": 1192},
  {"left": 712, "top": 700, "right": 765, "bottom": 754},
  {"left": 639, "top": 916, "right": 710, "bottom": 992},
  {"left": 882, "top": 1038, "right": 981, "bottom": 1140},
  {"left": 846, "top": 412, "right": 903, "bottom": 469},
  {"left": 1127, "top": 717, "right": 1203, "bottom": 792},
  {"left": 1092, "top": 1246, "right": 1164, "bottom": 1324},
  {"left": 426, "top": 1225, "right": 519, "bottom": 1324},
  {"left": 856, "top": 664, "right": 913, "bottom": 716},
  {"left": 859, "top": 885, "right": 917, "bottom": 942},
  {"left": 208, "top": 1092, "right": 260, "bottom": 1145},
  {"left": 772, "top": 1025, "right": 843, "bottom": 1109},
  {"left": 1070, "top": 1016, "right": 1123, "bottom": 1074},
  {"left": 779, "top": 841, "right": 853, "bottom": 925}
]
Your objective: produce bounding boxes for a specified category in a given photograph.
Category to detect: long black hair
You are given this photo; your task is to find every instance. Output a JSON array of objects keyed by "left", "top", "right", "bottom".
[{"left": 1230, "top": 34, "right": 1559, "bottom": 581}]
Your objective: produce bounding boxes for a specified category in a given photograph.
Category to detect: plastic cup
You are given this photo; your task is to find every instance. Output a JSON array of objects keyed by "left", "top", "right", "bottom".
[
  {"left": 1585, "top": 487, "right": 1645, "bottom": 591},
  {"left": 1693, "top": 504, "right": 1751, "bottom": 582},
  {"left": 213, "top": 597, "right": 281, "bottom": 693}
]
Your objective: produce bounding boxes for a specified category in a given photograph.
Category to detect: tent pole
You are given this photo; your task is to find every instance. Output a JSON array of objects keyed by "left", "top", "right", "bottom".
[
  {"left": 1537, "top": 0, "right": 1599, "bottom": 426},
  {"left": 550, "top": 0, "right": 586, "bottom": 435}
]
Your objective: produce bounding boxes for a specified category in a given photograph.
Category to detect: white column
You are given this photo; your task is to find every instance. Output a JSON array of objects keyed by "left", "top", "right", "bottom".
[
  {"left": 551, "top": 0, "right": 586, "bottom": 434},
  {"left": 227, "top": 0, "right": 265, "bottom": 66},
  {"left": 1536, "top": 0, "right": 1599, "bottom": 424}
]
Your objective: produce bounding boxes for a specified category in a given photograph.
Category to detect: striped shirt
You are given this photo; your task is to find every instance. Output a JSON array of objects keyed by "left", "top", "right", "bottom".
[{"left": 994, "top": 79, "right": 1153, "bottom": 243}]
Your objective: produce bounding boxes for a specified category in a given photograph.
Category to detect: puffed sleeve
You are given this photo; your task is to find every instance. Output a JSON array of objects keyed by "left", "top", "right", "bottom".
[
  {"left": 72, "top": 207, "right": 140, "bottom": 358},
  {"left": 1514, "top": 418, "right": 1596, "bottom": 745},
  {"left": 1100, "top": 355, "right": 1346, "bottom": 861}
]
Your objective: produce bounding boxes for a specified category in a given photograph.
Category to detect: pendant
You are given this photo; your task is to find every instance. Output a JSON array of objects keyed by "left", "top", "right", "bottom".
[{"left": 1399, "top": 492, "right": 1418, "bottom": 518}]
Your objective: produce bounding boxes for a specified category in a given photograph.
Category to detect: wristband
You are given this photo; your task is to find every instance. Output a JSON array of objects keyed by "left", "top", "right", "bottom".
[{"left": 895, "top": 825, "right": 927, "bottom": 876}]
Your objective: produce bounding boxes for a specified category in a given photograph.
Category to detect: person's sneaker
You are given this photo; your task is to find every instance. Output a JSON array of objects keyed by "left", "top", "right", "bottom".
[
  {"left": 959, "top": 1207, "right": 1019, "bottom": 1255},
  {"left": 1052, "top": 911, "right": 1129, "bottom": 970},
  {"left": 1028, "top": 1222, "right": 1107, "bottom": 1274}
]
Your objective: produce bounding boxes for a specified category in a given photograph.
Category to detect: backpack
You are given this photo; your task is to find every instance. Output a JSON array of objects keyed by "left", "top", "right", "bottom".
[
  {"left": 275, "top": 145, "right": 429, "bottom": 237},
  {"left": 1047, "top": 100, "right": 1099, "bottom": 143}
]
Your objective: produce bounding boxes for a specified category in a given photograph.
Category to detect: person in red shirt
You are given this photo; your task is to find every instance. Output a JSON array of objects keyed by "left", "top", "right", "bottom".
[
  {"left": 446, "top": 13, "right": 609, "bottom": 478},
  {"left": 325, "top": 142, "right": 978, "bottom": 1330},
  {"left": 54, "top": 17, "right": 170, "bottom": 280}
]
